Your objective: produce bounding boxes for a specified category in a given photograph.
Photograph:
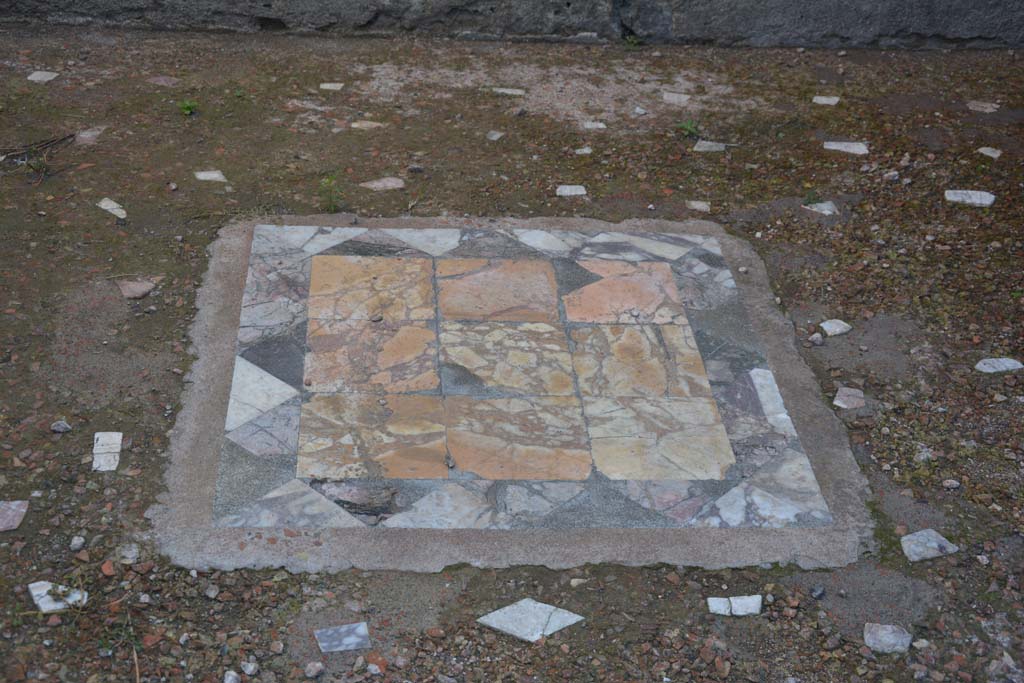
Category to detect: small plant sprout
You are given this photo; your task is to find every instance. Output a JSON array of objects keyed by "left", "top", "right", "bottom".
[{"left": 178, "top": 99, "right": 199, "bottom": 116}]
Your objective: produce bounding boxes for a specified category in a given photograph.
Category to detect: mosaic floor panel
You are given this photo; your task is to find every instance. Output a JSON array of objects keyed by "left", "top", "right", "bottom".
[{"left": 213, "top": 225, "right": 831, "bottom": 530}]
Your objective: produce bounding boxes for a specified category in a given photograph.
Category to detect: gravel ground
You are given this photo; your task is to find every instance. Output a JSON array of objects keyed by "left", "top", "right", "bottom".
[{"left": 0, "top": 29, "right": 1021, "bottom": 683}]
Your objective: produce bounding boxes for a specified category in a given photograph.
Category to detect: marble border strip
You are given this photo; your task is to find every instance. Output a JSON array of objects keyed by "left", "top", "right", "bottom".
[{"left": 148, "top": 215, "right": 873, "bottom": 572}]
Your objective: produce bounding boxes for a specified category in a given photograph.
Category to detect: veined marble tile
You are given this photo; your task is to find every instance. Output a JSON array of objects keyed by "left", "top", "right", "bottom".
[
  {"left": 225, "top": 397, "right": 301, "bottom": 457},
  {"left": 748, "top": 368, "right": 798, "bottom": 438},
  {"left": 218, "top": 479, "right": 364, "bottom": 528},
  {"left": 437, "top": 259, "right": 559, "bottom": 323},
  {"left": 305, "top": 319, "right": 438, "bottom": 393},
  {"left": 298, "top": 394, "right": 448, "bottom": 479},
  {"left": 308, "top": 255, "right": 434, "bottom": 321},
  {"left": 585, "top": 396, "right": 734, "bottom": 480},
  {"left": 615, "top": 480, "right": 712, "bottom": 524},
  {"left": 380, "top": 228, "right": 462, "bottom": 256},
  {"left": 571, "top": 324, "right": 711, "bottom": 398},
  {"left": 512, "top": 229, "right": 588, "bottom": 256},
  {"left": 440, "top": 321, "right": 574, "bottom": 396},
  {"left": 224, "top": 357, "right": 300, "bottom": 432},
  {"left": 585, "top": 232, "right": 693, "bottom": 261},
  {"left": 563, "top": 261, "right": 686, "bottom": 324},
  {"left": 446, "top": 396, "right": 591, "bottom": 480},
  {"left": 381, "top": 483, "right": 509, "bottom": 528}
]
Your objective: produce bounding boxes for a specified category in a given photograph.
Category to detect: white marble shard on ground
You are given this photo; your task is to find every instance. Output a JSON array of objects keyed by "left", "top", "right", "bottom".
[
  {"left": 901, "top": 529, "right": 959, "bottom": 562},
  {"left": 195, "top": 170, "right": 228, "bottom": 182},
  {"left": 29, "top": 581, "right": 88, "bottom": 613},
  {"left": 707, "top": 595, "right": 762, "bottom": 616},
  {"left": 686, "top": 200, "right": 711, "bottom": 213},
  {"left": 582, "top": 121, "right": 607, "bottom": 130},
  {"left": 864, "top": 623, "right": 912, "bottom": 653},
  {"left": 319, "top": 82, "right": 344, "bottom": 91},
  {"left": 486, "top": 130, "right": 505, "bottom": 141},
  {"left": 490, "top": 87, "right": 525, "bottom": 96},
  {"left": 350, "top": 120, "right": 385, "bottom": 130},
  {"left": 966, "top": 100, "right": 999, "bottom": 113},
  {"left": 820, "top": 319, "right": 852, "bottom": 336},
  {"left": 314, "top": 622, "right": 370, "bottom": 652},
  {"left": 663, "top": 91, "right": 691, "bottom": 105},
  {"left": 92, "top": 431, "right": 123, "bottom": 471},
  {"left": 556, "top": 184, "right": 587, "bottom": 197},
  {"left": 803, "top": 200, "right": 838, "bottom": 216},
  {"left": 977, "top": 147, "right": 1002, "bottom": 159},
  {"left": 574, "top": 146, "right": 592, "bottom": 155},
  {"left": 0, "top": 500, "right": 29, "bottom": 532},
  {"left": 974, "top": 357, "right": 1022, "bottom": 373},
  {"left": 693, "top": 140, "right": 727, "bottom": 152},
  {"left": 28, "top": 71, "right": 59, "bottom": 83},
  {"left": 824, "top": 141, "right": 869, "bottom": 155},
  {"left": 833, "top": 387, "right": 865, "bottom": 410},
  {"left": 359, "top": 176, "right": 405, "bottom": 191},
  {"left": 97, "top": 198, "right": 127, "bottom": 219},
  {"left": 812, "top": 96, "right": 840, "bottom": 106},
  {"left": 945, "top": 190, "right": 995, "bottom": 207},
  {"left": 477, "top": 598, "right": 584, "bottom": 642}
]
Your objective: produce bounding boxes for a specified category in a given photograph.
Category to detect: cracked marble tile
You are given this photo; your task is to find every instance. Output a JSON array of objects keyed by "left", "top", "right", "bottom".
[
  {"left": 440, "top": 321, "right": 574, "bottom": 396},
  {"left": 498, "top": 482, "right": 585, "bottom": 516},
  {"left": 445, "top": 396, "right": 591, "bottom": 480},
  {"left": 381, "top": 483, "right": 509, "bottom": 528},
  {"left": 583, "top": 232, "right": 694, "bottom": 261},
  {"left": 297, "top": 394, "right": 448, "bottom": 479},
  {"left": 305, "top": 319, "right": 438, "bottom": 393},
  {"left": 615, "top": 480, "right": 714, "bottom": 524},
  {"left": 437, "top": 259, "right": 559, "bottom": 323},
  {"left": 307, "top": 255, "right": 434, "bottom": 321},
  {"left": 562, "top": 260, "right": 686, "bottom": 324},
  {"left": 224, "top": 357, "right": 300, "bottom": 432},
  {"left": 571, "top": 324, "right": 711, "bottom": 398},
  {"left": 217, "top": 479, "right": 365, "bottom": 528},
  {"left": 584, "top": 396, "right": 734, "bottom": 480},
  {"left": 225, "top": 397, "right": 301, "bottom": 457},
  {"left": 511, "top": 229, "right": 588, "bottom": 256},
  {"left": 380, "top": 228, "right": 462, "bottom": 256}
]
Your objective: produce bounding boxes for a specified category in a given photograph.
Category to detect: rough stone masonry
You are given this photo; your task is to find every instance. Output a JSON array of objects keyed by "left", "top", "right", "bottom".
[{"left": 3, "top": 0, "right": 1023, "bottom": 47}]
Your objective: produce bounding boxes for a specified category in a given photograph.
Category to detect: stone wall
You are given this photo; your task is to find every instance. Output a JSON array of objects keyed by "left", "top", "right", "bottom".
[{"left": 3, "top": 0, "right": 1022, "bottom": 47}]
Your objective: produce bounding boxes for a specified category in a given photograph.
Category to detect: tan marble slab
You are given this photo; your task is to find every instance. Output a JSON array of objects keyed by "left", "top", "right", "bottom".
[
  {"left": 437, "top": 259, "right": 559, "bottom": 323},
  {"left": 440, "top": 321, "right": 575, "bottom": 396},
  {"left": 308, "top": 255, "right": 434, "bottom": 321},
  {"left": 584, "top": 396, "right": 734, "bottom": 480},
  {"left": 297, "top": 394, "right": 448, "bottom": 479},
  {"left": 571, "top": 324, "right": 712, "bottom": 398},
  {"left": 305, "top": 319, "right": 439, "bottom": 393},
  {"left": 563, "top": 260, "right": 686, "bottom": 324},
  {"left": 445, "top": 396, "right": 591, "bottom": 480}
]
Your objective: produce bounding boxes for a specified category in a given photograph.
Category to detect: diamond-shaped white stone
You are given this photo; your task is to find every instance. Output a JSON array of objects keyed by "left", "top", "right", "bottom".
[
  {"left": 477, "top": 598, "right": 584, "bottom": 642},
  {"left": 224, "top": 357, "right": 299, "bottom": 431}
]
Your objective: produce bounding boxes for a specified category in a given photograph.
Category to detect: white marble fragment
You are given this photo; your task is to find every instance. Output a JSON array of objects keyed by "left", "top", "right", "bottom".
[
  {"left": 582, "top": 121, "right": 607, "bottom": 130},
  {"left": 486, "top": 130, "right": 505, "bottom": 141},
  {"left": 824, "top": 141, "right": 869, "bottom": 155},
  {"left": 693, "top": 140, "right": 726, "bottom": 152},
  {"left": 29, "top": 581, "right": 88, "bottom": 613},
  {"left": 802, "top": 200, "right": 838, "bottom": 216},
  {"left": 945, "top": 190, "right": 995, "bottom": 207},
  {"left": 706, "top": 597, "right": 732, "bottom": 615},
  {"left": 92, "top": 431, "right": 122, "bottom": 472},
  {"left": 350, "top": 120, "right": 385, "bottom": 130},
  {"left": 574, "top": 146, "right": 593, "bottom": 155},
  {"left": 76, "top": 125, "right": 108, "bottom": 145},
  {"left": 513, "top": 229, "right": 586, "bottom": 255},
  {"left": 863, "top": 623, "right": 912, "bottom": 653},
  {"left": 820, "top": 319, "right": 852, "bottom": 336},
  {"left": 314, "top": 622, "right": 370, "bottom": 652},
  {"left": 966, "top": 100, "right": 999, "bottom": 113},
  {"left": 977, "top": 147, "right": 1002, "bottom": 159},
  {"left": 749, "top": 369, "right": 797, "bottom": 437},
  {"left": 28, "top": 71, "right": 59, "bottom": 83},
  {"left": 900, "top": 529, "right": 959, "bottom": 562},
  {"left": 477, "top": 598, "right": 584, "bottom": 642},
  {"left": 662, "top": 91, "right": 691, "bottom": 105},
  {"left": 556, "top": 184, "right": 587, "bottom": 197},
  {"left": 195, "top": 170, "right": 228, "bottom": 182},
  {"left": 97, "top": 198, "right": 127, "bottom": 219},
  {"left": 0, "top": 500, "right": 29, "bottom": 532},
  {"left": 318, "top": 82, "right": 344, "bottom": 91},
  {"left": 359, "top": 176, "right": 405, "bottom": 191},
  {"left": 381, "top": 228, "right": 462, "bottom": 256},
  {"left": 974, "top": 357, "right": 1022, "bottom": 373},
  {"left": 812, "top": 96, "right": 840, "bottom": 106},
  {"left": 729, "top": 595, "right": 763, "bottom": 616},
  {"left": 224, "top": 357, "right": 299, "bottom": 431},
  {"left": 491, "top": 87, "right": 525, "bottom": 96},
  {"left": 685, "top": 200, "right": 711, "bottom": 213},
  {"left": 833, "top": 387, "right": 865, "bottom": 410}
]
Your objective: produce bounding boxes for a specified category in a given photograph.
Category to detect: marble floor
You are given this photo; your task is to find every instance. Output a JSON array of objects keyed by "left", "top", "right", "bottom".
[{"left": 212, "top": 225, "right": 830, "bottom": 530}]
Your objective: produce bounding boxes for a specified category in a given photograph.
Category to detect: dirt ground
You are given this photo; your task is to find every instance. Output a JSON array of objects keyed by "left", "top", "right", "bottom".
[{"left": 0, "top": 27, "right": 1021, "bottom": 683}]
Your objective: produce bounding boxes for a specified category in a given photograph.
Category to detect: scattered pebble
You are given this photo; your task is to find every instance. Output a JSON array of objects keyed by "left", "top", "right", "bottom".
[
  {"left": 195, "top": 170, "right": 228, "bottom": 183},
  {"left": 812, "top": 96, "right": 840, "bottom": 106},
  {"left": 556, "top": 184, "right": 587, "bottom": 197},
  {"left": 318, "top": 82, "right": 344, "bottom": 91},
  {"left": 809, "top": 332, "right": 824, "bottom": 346},
  {"left": 358, "top": 176, "right": 405, "bottom": 191},
  {"left": 977, "top": 146, "right": 1002, "bottom": 159},
  {"left": 314, "top": 622, "right": 370, "bottom": 652},
  {"left": 28, "top": 581, "right": 88, "bottom": 613},
  {"left": 942, "top": 479, "right": 961, "bottom": 490},
  {"left": 693, "top": 140, "right": 727, "bottom": 152},
  {"left": 582, "top": 121, "right": 607, "bottom": 130},
  {"left": 69, "top": 536, "right": 86, "bottom": 552},
  {"left": 944, "top": 189, "right": 995, "bottom": 207},
  {"left": 477, "top": 598, "right": 584, "bottom": 642},
  {"left": 223, "top": 672, "right": 241, "bottom": 683},
  {"left": 117, "top": 543, "right": 140, "bottom": 564},
  {"left": 802, "top": 200, "right": 838, "bottom": 216},
  {"left": 240, "top": 661, "right": 258, "bottom": 676},
  {"left": 28, "top": 70, "right": 59, "bottom": 83},
  {"left": 115, "top": 279, "right": 155, "bottom": 300},
  {"left": 633, "top": 106, "right": 647, "bottom": 116},
  {"left": 662, "top": 91, "right": 691, "bottom": 105},
  {"left": 50, "top": 420, "right": 72, "bottom": 433},
  {"left": 900, "top": 529, "right": 959, "bottom": 562},
  {"left": 75, "top": 125, "right": 108, "bottom": 146},
  {"left": 685, "top": 200, "right": 711, "bottom": 213},
  {"left": 820, "top": 319, "right": 852, "bottom": 336},
  {"left": 974, "top": 357, "right": 1022, "bottom": 373},
  {"left": 350, "top": 120, "right": 385, "bottom": 130},
  {"left": 304, "top": 662, "right": 325, "bottom": 678},
  {"left": 92, "top": 431, "right": 122, "bottom": 472},
  {"left": 824, "top": 141, "right": 869, "bottom": 155},
  {"left": 486, "top": 130, "right": 505, "bottom": 141},
  {"left": 0, "top": 500, "right": 29, "bottom": 532},
  {"left": 966, "top": 100, "right": 999, "bottom": 113},
  {"left": 97, "top": 198, "right": 127, "bottom": 219},
  {"left": 490, "top": 87, "right": 525, "bottom": 96},
  {"left": 574, "top": 146, "right": 592, "bottom": 155},
  {"left": 863, "top": 623, "right": 912, "bottom": 653},
  {"left": 833, "top": 387, "right": 866, "bottom": 410}
]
